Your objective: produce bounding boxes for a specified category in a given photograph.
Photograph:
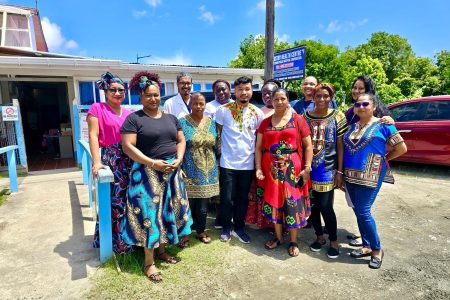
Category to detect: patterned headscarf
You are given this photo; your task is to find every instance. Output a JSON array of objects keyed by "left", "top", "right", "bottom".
[
  {"left": 96, "top": 72, "right": 125, "bottom": 91},
  {"left": 129, "top": 71, "right": 161, "bottom": 92},
  {"left": 315, "top": 82, "right": 335, "bottom": 99}
]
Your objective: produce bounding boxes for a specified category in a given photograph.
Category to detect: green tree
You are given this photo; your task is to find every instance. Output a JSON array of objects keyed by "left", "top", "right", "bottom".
[
  {"left": 352, "top": 32, "right": 416, "bottom": 83},
  {"left": 228, "top": 34, "right": 291, "bottom": 69},
  {"left": 436, "top": 50, "right": 450, "bottom": 94},
  {"left": 377, "top": 83, "right": 404, "bottom": 104}
]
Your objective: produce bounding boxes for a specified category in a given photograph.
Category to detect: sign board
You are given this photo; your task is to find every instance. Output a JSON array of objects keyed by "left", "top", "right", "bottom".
[
  {"left": 2, "top": 106, "right": 19, "bottom": 121},
  {"left": 273, "top": 46, "right": 306, "bottom": 81}
]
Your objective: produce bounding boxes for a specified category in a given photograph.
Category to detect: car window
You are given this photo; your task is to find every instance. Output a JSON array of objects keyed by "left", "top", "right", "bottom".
[
  {"left": 390, "top": 102, "right": 422, "bottom": 122},
  {"left": 423, "top": 101, "right": 450, "bottom": 121}
]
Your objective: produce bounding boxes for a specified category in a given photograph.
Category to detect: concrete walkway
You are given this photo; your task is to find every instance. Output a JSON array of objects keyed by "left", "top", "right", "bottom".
[{"left": 0, "top": 168, "right": 99, "bottom": 299}]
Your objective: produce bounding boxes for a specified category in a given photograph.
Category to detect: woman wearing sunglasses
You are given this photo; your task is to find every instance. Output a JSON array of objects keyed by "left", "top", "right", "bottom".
[
  {"left": 345, "top": 75, "right": 394, "bottom": 247},
  {"left": 87, "top": 72, "right": 133, "bottom": 254},
  {"left": 303, "top": 83, "right": 348, "bottom": 259},
  {"left": 343, "top": 93, "right": 407, "bottom": 269}
]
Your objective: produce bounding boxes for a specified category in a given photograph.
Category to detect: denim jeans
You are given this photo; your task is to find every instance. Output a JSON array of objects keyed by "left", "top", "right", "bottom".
[
  {"left": 219, "top": 167, "right": 254, "bottom": 230},
  {"left": 345, "top": 168, "right": 386, "bottom": 251}
]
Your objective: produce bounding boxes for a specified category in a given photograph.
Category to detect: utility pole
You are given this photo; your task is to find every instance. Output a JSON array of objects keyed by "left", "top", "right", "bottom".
[
  {"left": 264, "top": 0, "right": 275, "bottom": 81},
  {"left": 136, "top": 54, "right": 152, "bottom": 64}
]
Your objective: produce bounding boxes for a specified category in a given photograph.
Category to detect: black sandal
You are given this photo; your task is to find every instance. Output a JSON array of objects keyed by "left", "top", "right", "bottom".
[
  {"left": 143, "top": 263, "right": 162, "bottom": 283},
  {"left": 287, "top": 242, "right": 300, "bottom": 257},
  {"left": 157, "top": 252, "right": 178, "bottom": 264},
  {"left": 178, "top": 237, "right": 190, "bottom": 248},
  {"left": 265, "top": 238, "right": 282, "bottom": 250}
]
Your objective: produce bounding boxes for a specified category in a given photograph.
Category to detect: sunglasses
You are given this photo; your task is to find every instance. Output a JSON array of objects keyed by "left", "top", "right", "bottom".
[
  {"left": 108, "top": 88, "right": 125, "bottom": 94},
  {"left": 354, "top": 101, "right": 370, "bottom": 108}
]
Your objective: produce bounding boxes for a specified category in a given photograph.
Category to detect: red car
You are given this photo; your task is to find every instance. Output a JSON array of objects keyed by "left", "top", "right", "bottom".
[{"left": 388, "top": 95, "right": 450, "bottom": 166}]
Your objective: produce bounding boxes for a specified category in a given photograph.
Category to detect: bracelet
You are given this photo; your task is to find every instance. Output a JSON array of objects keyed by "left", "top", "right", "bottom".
[
  {"left": 336, "top": 170, "right": 344, "bottom": 175},
  {"left": 303, "top": 165, "right": 312, "bottom": 172}
]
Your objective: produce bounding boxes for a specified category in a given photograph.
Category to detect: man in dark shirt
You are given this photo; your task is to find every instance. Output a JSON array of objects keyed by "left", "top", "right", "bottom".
[{"left": 293, "top": 76, "right": 337, "bottom": 114}]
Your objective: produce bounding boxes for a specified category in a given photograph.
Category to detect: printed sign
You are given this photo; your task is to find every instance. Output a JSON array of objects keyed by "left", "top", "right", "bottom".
[
  {"left": 273, "top": 46, "right": 306, "bottom": 81},
  {"left": 2, "top": 106, "right": 19, "bottom": 121}
]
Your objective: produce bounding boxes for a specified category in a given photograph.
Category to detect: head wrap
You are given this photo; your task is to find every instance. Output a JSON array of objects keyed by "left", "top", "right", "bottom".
[
  {"left": 129, "top": 71, "right": 161, "bottom": 92},
  {"left": 315, "top": 82, "right": 335, "bottom": 99},
  {"left": 96, "top": 72, "right": 124, "bottom": 91}
]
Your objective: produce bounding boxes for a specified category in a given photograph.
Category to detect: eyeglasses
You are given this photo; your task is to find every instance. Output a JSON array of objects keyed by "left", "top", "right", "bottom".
[
  {"left": 178, "top": 81, "right": 192, "bottom": 86},
  {"left": 354, "top": 102, "right": 371, "bottom": 108},
  {"left": 108, "top": 88, "right": 125, "bottom": 94}
]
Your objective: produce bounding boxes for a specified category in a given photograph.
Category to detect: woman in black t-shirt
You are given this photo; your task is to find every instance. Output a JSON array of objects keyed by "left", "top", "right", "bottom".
[{"left": 120, "top": 71, "right": 192, "bottom": 283}]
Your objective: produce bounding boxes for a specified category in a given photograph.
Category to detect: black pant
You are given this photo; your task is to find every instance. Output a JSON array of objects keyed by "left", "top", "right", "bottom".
[
  {"left": 219, "top": 167, "right": 254, "bottom": 230},
  {"left": 189, "top": 197, "right": 209, "bottom": 234},
  {"left": 310, "top": 190, "right": 337, "bottom": 241}
]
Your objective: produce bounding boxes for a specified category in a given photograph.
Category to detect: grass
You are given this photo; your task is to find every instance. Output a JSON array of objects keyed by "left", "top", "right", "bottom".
[
  {"left": 0, "top": 188, "right": 10, "bottom": 206},
  {"left": 86, "top": 229, "right": 232, "bottom": 299}
]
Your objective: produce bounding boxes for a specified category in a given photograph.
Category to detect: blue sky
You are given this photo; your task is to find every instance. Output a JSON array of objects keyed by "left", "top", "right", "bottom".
[{"left": 2, "top": 0, "right": 450, "bottom": 66}]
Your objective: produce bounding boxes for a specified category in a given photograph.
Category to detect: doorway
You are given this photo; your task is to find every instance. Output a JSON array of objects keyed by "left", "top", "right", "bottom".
[{"left": 15, "top": 81, "right": 76, "bottom": 171}]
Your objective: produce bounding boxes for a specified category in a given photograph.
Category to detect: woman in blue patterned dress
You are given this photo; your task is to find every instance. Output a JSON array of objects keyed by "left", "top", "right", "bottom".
[
  {"left": 303, "top": 83, "right": 348, "bottom": 259},
  {"left": 344, "top": 93, "right": 407, "bottom": 269},
  {"left": 179, "top": 92, "right": 220, "bottom": 243},
  {"left": 120, "top": 71, "right": 192, "bottom": 282}
]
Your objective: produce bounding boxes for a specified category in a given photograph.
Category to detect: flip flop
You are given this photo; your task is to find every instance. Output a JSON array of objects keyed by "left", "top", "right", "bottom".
[
  {"left": 265, "top": 238, "right": 282, "bottom": 250},
  {"left": 287, "top": 242, "right": 300, "bottom": 257}
]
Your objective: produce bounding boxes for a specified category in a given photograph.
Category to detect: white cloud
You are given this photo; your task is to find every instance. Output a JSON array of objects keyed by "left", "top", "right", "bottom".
[
  {"left": 199, "top": 5, "right": 219, "bottom": 25},
  {"left": 275, "top": 32, "right": 289, "bottom": 42},
  {"left": 145, "top": 0, "right": 161, "bottom": 8},
  {"left": 325, "top": 18, "right": 368, "bottom": 33},
  {"left": 144, "top": 52, "right": 192, "bottom": 66},
  {"left": 256, "top": 0, "right": 283, "bottom": 10},
  {"left": 41, "top": 17, "right": 79, "bottom": 53},
  {"left": 132, "top": 10, "right": 147, "bottom": 19}
]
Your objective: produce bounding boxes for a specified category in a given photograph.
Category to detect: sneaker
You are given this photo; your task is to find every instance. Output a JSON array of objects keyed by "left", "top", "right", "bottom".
[
  {"left": 232, "top": 229, "right": 251, "bottom": 244},
  {"left": 309, "top": 240, "right": 326, "bottom": 252},
  {"left": 220, "top": 228, "right": 231, "bottom": 242},
  {"left": 327, "top": 247, "right": 340, "bottom": 259},
  {"left": 214, "top": 218, "right": 223, "bottom": 229}
]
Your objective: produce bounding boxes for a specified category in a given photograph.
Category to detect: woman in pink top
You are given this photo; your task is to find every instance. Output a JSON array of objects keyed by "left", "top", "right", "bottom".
[{"left": 87, "top": 72, "right": 133, "bottom": 254}]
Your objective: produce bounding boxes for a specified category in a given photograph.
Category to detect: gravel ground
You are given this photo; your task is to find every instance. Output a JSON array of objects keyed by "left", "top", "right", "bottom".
[{"left": 88, "top": 163, "right": 450, "bottom": 300}]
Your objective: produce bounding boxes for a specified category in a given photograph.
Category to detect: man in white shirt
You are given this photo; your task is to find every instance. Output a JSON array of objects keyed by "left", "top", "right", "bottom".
[
  {"left": 204, "top": 79, "right": 233, "bottom": 120},
  {"left": 215, "top": 76, "right": 265, "bottom": 243},
  {"left": 163, "top": 72, "right": 192, "bottom": 118}
]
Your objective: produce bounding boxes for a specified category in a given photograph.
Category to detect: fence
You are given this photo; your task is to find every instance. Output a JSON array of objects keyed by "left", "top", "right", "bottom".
[
  {"left": 78, "top": 140, "right": 115, "bottom": 263},
  {"left": 0, "top": 109, "right": 20, "bottom": 167},
  {"left": 0, "top": 145, "right": 19, "bottom": 192}
]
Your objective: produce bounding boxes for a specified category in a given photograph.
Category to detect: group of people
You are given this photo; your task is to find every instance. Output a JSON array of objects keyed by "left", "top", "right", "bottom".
[{"left": 87, "top": 71, "right": 407, "bottom": 282}]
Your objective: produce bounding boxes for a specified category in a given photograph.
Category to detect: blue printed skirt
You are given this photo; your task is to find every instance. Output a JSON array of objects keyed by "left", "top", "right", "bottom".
[{"left": 122, "top": 159, "right": 192, "bottom": 249}]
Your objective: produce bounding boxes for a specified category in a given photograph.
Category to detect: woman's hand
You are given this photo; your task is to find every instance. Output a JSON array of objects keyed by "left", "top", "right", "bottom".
[
  {"left": 152, "top": 159, "right": 171, "bottom": 174},
  {"left": 92, "top": 162, "right": 106, "bottom": 176},
  {"left": 170, "top": 158, "right": 182, "bottom": 169},
  {"left": 180, "top": 169, "right": 187, "bottom": 179},
  {"left": 380, "top": 116, "right": 395, "bottom": 125},
  {"left": 334, "top": 172, "right": 344, "bottom": 190},
  {"left": 299, "top": 169, "right": 310, "bottom": 183},
  {"left": 256, "top": 169, "right": 265, "bottom": 181}
]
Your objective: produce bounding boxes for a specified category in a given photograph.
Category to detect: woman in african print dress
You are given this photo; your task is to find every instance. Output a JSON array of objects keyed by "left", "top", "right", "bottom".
[
  {"left": 179, "top": 92, "right": 220, "bottom": 243},
  {"left": 87, "top": 72, "right": 133, "bottom": 254},
  {"left": 255, "top": 88, "right": 313, "bottom": 257},
  {"left": 120, "top": 71, "right": 192, "bottom": 282}
]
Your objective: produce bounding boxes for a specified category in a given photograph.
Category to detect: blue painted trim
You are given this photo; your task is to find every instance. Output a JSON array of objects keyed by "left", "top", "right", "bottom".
[
  {"left": 14, "top": 108, "right": 27, "bottom": 168},
  {"left": 97, "top": 179, "right": 113, "bottom": 262},
  {"left": 6, "top": 147, "right": 18, "bottom": 193},
  {"left": 73, "top": 104, "right": 82, "bottom": 165}
]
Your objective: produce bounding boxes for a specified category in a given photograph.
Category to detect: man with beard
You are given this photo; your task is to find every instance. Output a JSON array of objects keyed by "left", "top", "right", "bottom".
[
  {"left": 164, "top": 72, "right": 193, "bottom": 118},
  {"left": 215, "top": 76, "right": 264, "bottom": 243},
  {"left": 205, "top": 79, "right": 233, "bottom": 120}
]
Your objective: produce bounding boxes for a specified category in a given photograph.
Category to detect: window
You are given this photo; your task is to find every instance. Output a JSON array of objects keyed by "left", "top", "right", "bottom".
[
  {"left": 389, "top": 102, "right": 422, "bottom": 122},
  {"left": 3, "top": 13, "right": 31, "bottom": 48},
  {"left": 205, "top": 83, "right": 213, "bottom": 91},
  {"left": 79, "top": 82, "right": 95, "bottom": 105},
  {"left": 0, "top": 13, "right": 3, "bottom": 45},
  {"left": 423, "top": 101, "right": 450, "bottom": 121},
  {"left": 193, "top": 83, "right": 201, "bottom": 92}
]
